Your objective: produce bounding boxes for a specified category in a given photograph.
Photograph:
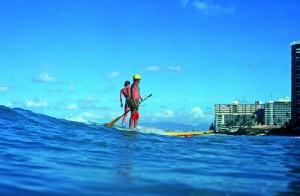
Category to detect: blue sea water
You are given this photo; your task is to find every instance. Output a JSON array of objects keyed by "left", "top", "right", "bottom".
[{"left": 0, "top": 105, "right": 300, "bottom": 195}]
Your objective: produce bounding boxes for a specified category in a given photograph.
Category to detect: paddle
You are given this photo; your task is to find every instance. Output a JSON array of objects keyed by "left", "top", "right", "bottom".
[{"left": 106, "top": 94, "right": 152, "bottom": 127}]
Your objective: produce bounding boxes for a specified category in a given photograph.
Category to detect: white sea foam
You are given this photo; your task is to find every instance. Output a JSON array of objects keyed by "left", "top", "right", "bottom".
[
  {"left": 134, "top": 126, "right": 165, "bottom": 135},
  {"left": 114, "top": 124, "right": 165, "bottom": 135}
]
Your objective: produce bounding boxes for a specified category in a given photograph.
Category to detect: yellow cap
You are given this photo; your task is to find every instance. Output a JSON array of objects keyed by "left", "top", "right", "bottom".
[{"left": 133, "top": 74, "right": 141, "bottom": 80}]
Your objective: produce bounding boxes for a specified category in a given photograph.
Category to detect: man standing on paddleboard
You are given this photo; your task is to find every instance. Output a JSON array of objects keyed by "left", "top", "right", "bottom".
[
  {"left": 120, "top": 81, "right": 130, "bottom": 124},
  {"left": 129, "top": 74, "right": 143, "bottom": 128}
]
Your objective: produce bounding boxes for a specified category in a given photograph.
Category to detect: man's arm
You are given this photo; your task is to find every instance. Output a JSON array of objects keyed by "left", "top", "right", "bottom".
[
  {"left": 138, "top": 88, "right": 143, "bottom": 102},
  {"left": 120, "top": 90, "right": 123, "bottom": 107}
]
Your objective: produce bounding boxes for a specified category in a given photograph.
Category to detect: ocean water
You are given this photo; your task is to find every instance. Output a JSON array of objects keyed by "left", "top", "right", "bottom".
[{"left": 1, "top": 105, "right": 300, "bottom": 195}]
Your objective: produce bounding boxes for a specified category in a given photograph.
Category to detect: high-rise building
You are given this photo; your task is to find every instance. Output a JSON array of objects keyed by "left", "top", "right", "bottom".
[{"left": 291, "top": 41, "right": 300, "bottom": 126}]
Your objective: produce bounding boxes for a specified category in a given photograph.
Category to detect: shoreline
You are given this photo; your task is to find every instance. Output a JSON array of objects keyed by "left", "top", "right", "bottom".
[{"left": 218, "top": 127, "right": 300, "bottom": 136}]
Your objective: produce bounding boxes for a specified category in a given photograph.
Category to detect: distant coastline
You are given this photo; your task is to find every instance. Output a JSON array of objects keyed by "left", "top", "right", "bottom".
[{"left": 218, "top": 125, "right": 300, "bottom": 136}]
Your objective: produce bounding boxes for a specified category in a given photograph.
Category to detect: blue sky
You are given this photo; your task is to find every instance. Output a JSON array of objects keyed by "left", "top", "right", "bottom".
[{"left": 0, "top": 0, "right": 299, "bottom": 125}]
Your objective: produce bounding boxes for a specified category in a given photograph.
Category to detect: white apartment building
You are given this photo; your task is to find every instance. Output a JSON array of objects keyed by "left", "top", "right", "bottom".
[
  {"left": 215, "top": 101, "right": 264, "bottom": 132},
  {"left": 264, "top": 97, "right": 291, "bottom": 126},
  {"left": 215, "top": 98, "right": 291, "bottom": 132}
]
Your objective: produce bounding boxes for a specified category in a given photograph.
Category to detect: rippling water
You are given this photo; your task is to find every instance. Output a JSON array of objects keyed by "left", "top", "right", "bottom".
[{"left": 1, "top": 105, "right": 300, "bottom": 195}]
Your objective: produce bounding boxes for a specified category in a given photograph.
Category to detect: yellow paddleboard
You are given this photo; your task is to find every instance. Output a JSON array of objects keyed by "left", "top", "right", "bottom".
[{"left": 163, "top": 130, "right": 214, "bottom": 136}]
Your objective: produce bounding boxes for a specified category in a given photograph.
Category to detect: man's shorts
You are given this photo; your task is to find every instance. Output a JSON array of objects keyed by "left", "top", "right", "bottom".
[
  {"left": 130, "top": 112, "right": 139, "bottom": 120},
  {"left": 128, "top": 99, "right": 139, "bottom": 112}
]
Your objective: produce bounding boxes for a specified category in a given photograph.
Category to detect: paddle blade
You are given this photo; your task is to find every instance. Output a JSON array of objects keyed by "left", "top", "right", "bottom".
[{"left": 106, "top": 115, "right": 123, "bottom": 127}]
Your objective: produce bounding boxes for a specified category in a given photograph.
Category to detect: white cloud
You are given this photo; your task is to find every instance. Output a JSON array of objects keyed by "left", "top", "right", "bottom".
[
  {"left": 68, "top": 85, "right": 77, "bottom": 92},
  {"left": 191, "top": 106, "right": 205, "bottom": 118},
  {"left": 108, "top": 71, "right": 121, "bottom": 78},
  {"left": 54, "top": 103, "right": 80, "bottom": 111},
  {"left": 25, "top": 98, "right": 48, "bottom": 108},
  {"left": 166, "top": 66, "right": 182, "bottom": 72},
  {"left": 32, "top": 73, "right": 56, "bottom": 83},
  {"left": 152, "top": 109, "right": 175, "bottom": 120},
  {"left": 6, "top": 102, "right": 13, "bottom": 107},
  {"left": 0, "top": 85, "right": 10, "bottom": 93},
  {"left": 66, "top": 116, "right": 88, "bottom": 123},
  {"left": 180, "top": 0, "right": 190, "bottom": 7},
  {"left": 165, "top": 110, "right": 174, "bottom": 116},
  {"left": 66, "top": 112, "right": 101, "bottom": 123},
  {"left": 82, "top": 112, "right": 95, "bottom": 118},
  {"left": 193, "top": 1, "right": 208, "bottom": 10},
  {"left": 142, "top": 66, "right": 181, "bottom": 72},
  {"left": 47, "top": 89, "right": 62, "bottom": 93},
  {"left": 193, "top": 1, "right": 235, "bottom": 15},
  {"left": 145, "top": 106, "right": 213, "bottom": 125},
  {"left": 66, "top": 104, "right": 79, "bottom": 110},
  {"left": 144, "top": 66, "right": 161, "bottom": 72}
]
